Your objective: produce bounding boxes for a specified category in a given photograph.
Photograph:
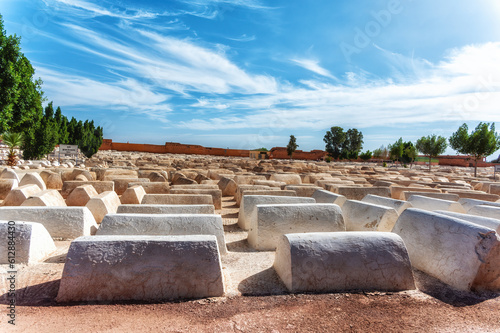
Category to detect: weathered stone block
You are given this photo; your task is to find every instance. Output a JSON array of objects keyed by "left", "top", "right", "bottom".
[
  {"left": 269, "top": 173, "right": 302, "bottom": 185},
  {"left": 248, "top": 203, "right": 345, "bottom": 250},
  {"left": 0, "top": 206, "right": 98, "bottom": 239},
  {"left": 0, "top": 221, "right": 56, "bottom": 264},
  {"left": 238, "top": 195, "right": 315, "bottom": 230},
  {"left": 393, "top": 208, "right": 500, "bottom": 291},
  {"left": 2, "top": 184, "right": 41, "bottom": 206},
  {"left": 120, "top": 185, "right": 146, "bottom": 205},
  {"left": 361, "top": 194, "right": 412, "bottom": 215},
  {"left": 169, "top": 189, "right": 222, "bottom": 210},
  {"left": 117, "top": 204, "right": 215, "bottom": 215},
  {"left": 62, "top": 181, "right": 114, "bottom": 198},
  {"left": 435, "top": 210, "right": 500, "bottom": 234},
  {"left": 66, "top": 184, "right": 99, "bottom": 206},
  {"left": 85, "top": 191, "right": 121, "bottom": 223},
  {"left": 0, "top": 179, "right": 18, "bottom": 200},
  {"left": 401, "top": 191, "right": 459, "bottom": 201},
  {"left": 284, "top": 185, "right": 322, "bottom": 197},
  {"left": 311, "top": 190, "right": 347, "bottom": 206},
  {"left": 407, "top": 195, "right": 466, "bottom": 213},
  {"left": 19, "top": 172, "right": 46, "bottom": 191},
  {"left": 218, "top": 177, "right": 238, "bottom": 196},
  {"left": 274, "top": 232, "right": 415, "bottom": 293},
  {"left": 342, "top": 200, "right": 398, "bottom": 232},
  {"left": 468, "top": 205, "right": 500, "bottom": 220},
  {"left": 113, "top": 178, "right": 150, "bottom": 195},
  {"left": 128, "top": 182, "right": 170, "bottom": 194},
  {"left": 97, "top": 214, "right": 227, "bottom": 254},
  {"left": 56, "top": 235, "right": 225, "bottom": 302},
  {"left": 21, "top": 189, "right": 67, "bottom": 207},
  {"left": 141, "top": 194, "right": 213, "bottom": 206}
]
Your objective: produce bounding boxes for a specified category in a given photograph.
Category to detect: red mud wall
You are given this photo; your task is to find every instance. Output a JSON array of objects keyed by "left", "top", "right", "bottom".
[
  {"left": 269, "top": 147, "right": 327, "bottom": 160},
  {"left": 100, "top": 140, "right": 327, "bottom": 160},
  {"left": 437, "top": 155, "right": 494, "bottom": 167},
  {"left": 100, "top": 139, "right": 249, "bottom": 157}
]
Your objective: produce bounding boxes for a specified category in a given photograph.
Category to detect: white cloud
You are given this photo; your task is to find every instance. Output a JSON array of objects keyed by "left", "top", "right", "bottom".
[
  {"left": 51, "top": 23, "right": 277, "bottom": 95},
  {"left": 179, "top": 43, "right": 500, "bottom": 131},
  {"left": 36, "top": 67, "right": 172, "bottom": 122},
  {"left": 226, "top": 34, "right": 256, "bottom": 42},
  {"left": 45, "top": 0, "right": 164, "bottom": 20},
  {"left": 291, "top": 58, "right": 337, "bottom": 80}
]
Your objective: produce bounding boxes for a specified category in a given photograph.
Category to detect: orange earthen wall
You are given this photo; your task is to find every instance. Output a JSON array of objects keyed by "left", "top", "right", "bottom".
[
  {"left": 99, "top": 140, "right": 326, "bottom": 160},
  {"left": 437, "top": 155, "right": 494, "bottom": 167},
  {"left": 269, "top": 147, "right": 327, "bottom": 160}
]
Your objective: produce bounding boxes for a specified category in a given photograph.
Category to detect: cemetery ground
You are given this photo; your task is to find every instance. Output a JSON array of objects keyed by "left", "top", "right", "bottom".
[
  {"left": 1, "top": 150, "right": 500, "bottom": 332},
  {"left": 1, "top": 196, "right": 499, "bottom": 332}
]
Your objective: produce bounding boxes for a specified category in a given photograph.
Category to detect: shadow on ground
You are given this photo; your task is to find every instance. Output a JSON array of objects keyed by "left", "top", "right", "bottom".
[
  {"left": 413, "top": 270, "right": 500, "bottom": 307},
  {"left": 238, "top": 267, "right": 287, "bottom": 296}
]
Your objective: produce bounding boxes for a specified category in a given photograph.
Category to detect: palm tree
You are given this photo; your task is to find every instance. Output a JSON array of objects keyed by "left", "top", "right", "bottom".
[{"left": 1, "top": 132, "right": 24, "bottom": 166}]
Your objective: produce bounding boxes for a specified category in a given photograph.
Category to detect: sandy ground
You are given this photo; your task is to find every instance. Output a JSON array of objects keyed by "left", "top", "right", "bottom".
[{"left": 1, "top": 197, "right": 500, "bottom": 332}]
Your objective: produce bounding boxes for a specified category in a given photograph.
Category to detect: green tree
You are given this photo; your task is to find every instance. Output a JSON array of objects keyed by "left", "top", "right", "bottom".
[
  {"left": 55, "top": 106, "right": 69, "bottom": 144},
  {"left": 324, "top": 126, "right": 345, "bottom": 160},
  {"left": 287, "top": 135, "right": 298, "bottom": 159},
  {"left": 389, "top": 138, "right": 404, "bottom": 163},
  {"left": 1, "top": 131, "right": 24, "bottom": 166},
  {"left": 404, "top": 143, "right": 418, "bottom": 168},
  {"left": 341, "top": 128, "right": 364, "bottom": 160},
  {"left": 449, "top": 123, "right": 500, "bottom": 177},
  {"left": 359, "top": 150, "right": 372, "bottom": 161},
  {"left": 0, "top": 15, "right": 44, "bottom": 133},
  {"left": 415, "top": 134, "right": 447, "bottom": 172}
]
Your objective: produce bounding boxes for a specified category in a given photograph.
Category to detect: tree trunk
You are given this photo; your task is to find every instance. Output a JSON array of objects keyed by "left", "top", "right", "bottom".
[
  {"left": 474, "top": 158, "right": 478, "bottom": 178},
  {"left": 428, "top": 156, "right": 431, "bottom": 173}
]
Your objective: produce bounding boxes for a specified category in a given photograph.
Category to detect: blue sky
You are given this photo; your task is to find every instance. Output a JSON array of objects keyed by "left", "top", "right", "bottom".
[{"left": 2, "top": 0, "right": 500, "bottom": 158}]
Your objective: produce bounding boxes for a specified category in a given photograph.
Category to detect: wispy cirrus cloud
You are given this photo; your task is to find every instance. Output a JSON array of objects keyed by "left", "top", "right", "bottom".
[
  {"left": 179, "top": 43, "right": 500, "bottom": 130},
  {"left": 226, "top": 34, "right": 256, "bottom": 42},
  {"left": 291, "top": 58, "right": 338, "bottom": 80},
  {"left": 36, "top": 66, "right": 172, "bottom": 122},
  {"left": 50, "top": 22, "right": 277, "bottom": 95},
  {"left": 43, "top": 0, "right": 166, "bottom": 20}
]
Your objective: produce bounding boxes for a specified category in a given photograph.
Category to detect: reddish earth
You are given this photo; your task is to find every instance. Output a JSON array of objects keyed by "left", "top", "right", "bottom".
[{"left": 3, "top": 291, "right": 500, "bottom": 332}]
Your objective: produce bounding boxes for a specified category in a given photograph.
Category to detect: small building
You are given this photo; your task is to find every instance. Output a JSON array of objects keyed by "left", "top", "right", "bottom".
[{"left": 249, "top": 150, "right": 270, "bottom": 160}]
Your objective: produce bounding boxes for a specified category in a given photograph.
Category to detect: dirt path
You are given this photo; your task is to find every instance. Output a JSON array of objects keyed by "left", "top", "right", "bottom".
[{"left": 1, "top": 197, "right": 500, "bottom": 332}]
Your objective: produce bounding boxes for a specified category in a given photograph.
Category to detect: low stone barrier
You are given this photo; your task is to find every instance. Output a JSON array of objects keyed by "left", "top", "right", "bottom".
[
  {"left": 274, "top": 232, "right": 415, "bottom": 293},
  {"left": 117, "top": 204, "right": 215, "bottom": 215},
  {"left": 62, "top": 181, "right": 114, "bottom": 198},
  {"left": 401, "top": 192, "right": 459, "bottom": 201},
  {"left": 393, "top": 208, "right": 500, "bottom": 291},
  {"left": 468, "top": 205, "right": 500, "bottom": 220},
  {"left": 2, "top": 184, "right": 41, "bottom": 206},
  {"left": 238, "top": 195, "right": 315, "bottom": 230},
  {"left": 97, "top": 213, "right": 226, "bottom": 254},
  {"left": 85, "top": 191, "right": 121, "bottom": 223},
  {"left": 0, "top": 221, "right": 56, "bottom": 264},
  {"left": 458, "top": 198, "right": 500, "bottom": 212},
  {"left": 142, "top": 194, "right": 213, "bottom": 206},
  {"left": 342, "top": 200, "right": 399, "bottom": 232},
  {"left": 361, "top": 194, "right": 412, "bottom": 215},
  {"left": 248, "top": 203, "right": 345, "bottom": 250},
  {"left": 435, "top": 210, "right": 500, "bottom": 233},
  {"left": 334, "top": 186, "right": 391, "bottom": 200},
  {"left": 0, "top": 206, "right": 98, "bottom": 239},
  {"left": 56, "top": 235, "right": 225, "bottom": 302},
  {"left": 311, "top": 190, "right": 347, "bottom": 206},
  {"left": 21, "top": 189, "right": 67, "bottom": 207},
  {"left": 169, "top": 188, "right": 222, "bottom": 210},
  {"left": 407, "top": 195, "right": 466, "bottom": 213},
  {"left": 120, "top": 185, "right": 146, "bottom": 204},
  {"left": 66, "top": 184, "right": 98, "bottom": 206}
]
